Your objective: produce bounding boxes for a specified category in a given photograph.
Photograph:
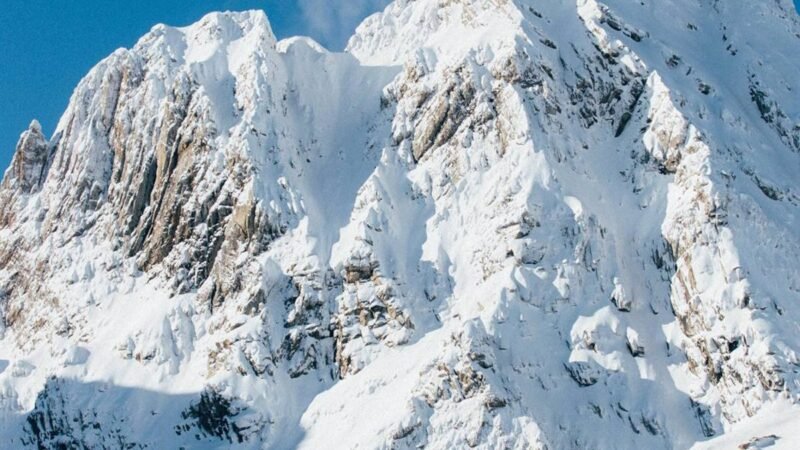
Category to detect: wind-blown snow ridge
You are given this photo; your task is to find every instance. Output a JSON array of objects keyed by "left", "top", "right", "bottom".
[{"left": 0, "top": 2, "right": 799, "bottom": 449}]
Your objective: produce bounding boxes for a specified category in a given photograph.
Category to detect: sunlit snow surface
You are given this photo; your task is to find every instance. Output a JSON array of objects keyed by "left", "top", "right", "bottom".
[{"left": 0, "top": 0, "right": 799, "bottom": 449}]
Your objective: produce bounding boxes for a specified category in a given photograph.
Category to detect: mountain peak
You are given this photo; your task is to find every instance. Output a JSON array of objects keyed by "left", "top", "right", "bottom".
[
  {"left": 0, "top": 1, "right": 799, "bottom": 448},
  {"left": 27, "top": 119, "right": 42, "bottom": 134},
  {"left": 347, "top": 0, "right": 524, "bottom": 65},
  {"left": 177, "top": 9, "right": 274, "bottom": 40},
  {"left": 0, "top": 118, "right": 49, "bottom": 197}
]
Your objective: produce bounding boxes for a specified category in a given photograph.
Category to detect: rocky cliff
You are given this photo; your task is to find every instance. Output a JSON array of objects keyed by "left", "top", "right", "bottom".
[{"left": 0, "top": 1, "right": 799, "bottom": 448}]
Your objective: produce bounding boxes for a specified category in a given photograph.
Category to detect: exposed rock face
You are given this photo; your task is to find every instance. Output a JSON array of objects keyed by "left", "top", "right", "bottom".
[
  {"left": 1, "top": 1, "right": 799, "bottom": 449},
  {"left": 0, "top": 121, "right": 50, "bottom": 227},
  {"left": 3, "top": 120, "right": 49, "bottom": 194}
]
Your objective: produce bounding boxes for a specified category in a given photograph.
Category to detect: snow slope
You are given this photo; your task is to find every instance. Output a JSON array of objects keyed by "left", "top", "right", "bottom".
[{"left": 0, "top": 1, "right": 799, "bottom": 449}]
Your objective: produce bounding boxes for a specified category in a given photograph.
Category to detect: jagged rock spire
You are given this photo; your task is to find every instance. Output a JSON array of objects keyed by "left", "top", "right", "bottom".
[{"left": 3, "top": 119, "right": 49, "bottom": 193}]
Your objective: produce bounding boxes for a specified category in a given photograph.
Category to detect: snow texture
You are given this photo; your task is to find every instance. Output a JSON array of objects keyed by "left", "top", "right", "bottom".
[{"left": 0, "top": 1, "right": 799, "bottom": 449}]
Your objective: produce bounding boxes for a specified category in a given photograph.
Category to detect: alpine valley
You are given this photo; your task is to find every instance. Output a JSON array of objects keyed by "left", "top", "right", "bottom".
[{"left": 1, "top": 0, "right": 799, "bottom": 448}]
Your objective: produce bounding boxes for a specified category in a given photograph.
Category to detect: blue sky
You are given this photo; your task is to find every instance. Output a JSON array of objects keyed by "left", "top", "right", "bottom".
[{"left": 0, "top": 1, "right": 798, "bottom": 172}]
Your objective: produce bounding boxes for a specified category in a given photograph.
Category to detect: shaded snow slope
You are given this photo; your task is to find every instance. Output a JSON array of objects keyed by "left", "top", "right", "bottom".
[{"left": 0, "top": 1, "right": 799, "bottom": 449}]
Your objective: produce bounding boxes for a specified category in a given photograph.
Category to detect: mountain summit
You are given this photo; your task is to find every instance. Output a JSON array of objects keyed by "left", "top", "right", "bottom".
[{"left": 1, "top": 1, "right": 799, "bottom": 448}]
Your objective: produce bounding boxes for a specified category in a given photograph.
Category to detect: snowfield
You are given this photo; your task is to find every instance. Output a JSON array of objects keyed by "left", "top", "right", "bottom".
[{"left": 0, "top": 0, "right": 799, "bottom": 448}]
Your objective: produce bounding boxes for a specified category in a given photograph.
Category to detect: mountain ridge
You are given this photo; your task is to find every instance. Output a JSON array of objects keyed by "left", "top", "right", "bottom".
[{"left": 1, "top": 1, "right": 799, "bottom": 448}]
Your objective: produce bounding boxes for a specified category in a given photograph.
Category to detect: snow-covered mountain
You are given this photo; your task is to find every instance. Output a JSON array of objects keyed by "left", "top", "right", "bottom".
[{"left": 1, "top": 1, "right": 799, "bottom": 448}]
